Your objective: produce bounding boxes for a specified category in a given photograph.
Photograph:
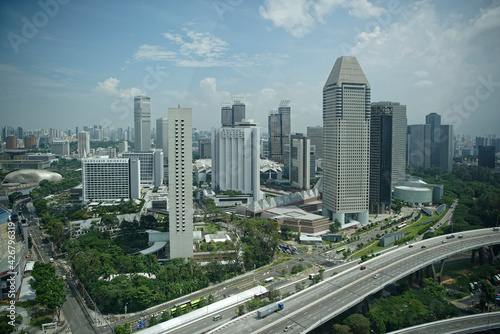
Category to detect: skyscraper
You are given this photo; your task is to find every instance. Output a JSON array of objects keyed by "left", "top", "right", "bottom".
[
  {"left": 307, "top": 126, "right": 323, "bottom": 160},
  {"left": 134, "top": 96, "right": 151, "bottom": 151},
  {"left": 212, "top": 119, "right": 261, "bottom": 201},
  {"left": 289, "top": 133, "right": 311, "bottom": 190},
  {"left": 369, "top": 102, "right": 407, "bottom": 214},
  {"left": 221, "top": 100, "right": 246, "bottom": 127},
  {"left": 407, "top": 124, "right": 431, "bottom": 169},
  {"left": 168, "top": 106, "right": 193, "bottom": 259},
  {"left": 268, "top": 100, "right": 291, "bottom": 164},
  {"left": 156, "top": 117, "right": 168, "bottom": 151},
  {"left": 78, "top": 131, "right": 90, "bottom": 158},
  {"left": 322, "top": 56, "right": 370, "bottom": 226},
  {"left": 423, "top": 113, "right": 453, "bottom": 172},
  {"left": 122, "top": 150, "right": 164, "bottom": 187}
]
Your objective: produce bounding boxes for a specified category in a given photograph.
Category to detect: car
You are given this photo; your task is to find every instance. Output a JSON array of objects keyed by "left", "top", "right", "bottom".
[
  {"left": 284, "top": 325, "right": 293, "bottom": 332},
  {"left": 360, "top": 266, "right": 366, "bottom": 270},
  {"left": 421, "top": 245, "right": 426, "bottom": 249},
  {"left": 442, "top": 240, "right": 448, "bottom": 243},
  {"left": 373, "top": 274, "right": 380, "bottom": 279},
  {"left": 408, "top": 245, "right": 413, "bottom": 248},
  {"left": 458, "top": 235, "right": 464, "bottom": 239},
  {"left": 493, "top": 227, "right": 499, "bottom": 231},
  {"left": 49, "top": 258, "right": 54, "bottom": 263}
]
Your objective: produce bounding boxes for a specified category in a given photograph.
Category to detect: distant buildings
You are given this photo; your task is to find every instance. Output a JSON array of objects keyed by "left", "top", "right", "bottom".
[
  {"left": 168, "top": 106, "right": 193, "bottom": 259},
  {"left": 307, "top": 126, "right": 323, "bottom": 160},
  {"left": 212, "top": 119, "right": 261, "bottom": 201},
  {"left": 478, "top": 146, "right": 495, "bottom": 168},
  {"left": 134, "top": 95, "right": 151, "bottom": 151},
  {"left": 369, "top": 102, "right": 407, "bottom": 214},
  {"left": 268, "top": 100, "right": 291, "bottom": 164},
  {"left": 23, "top": 135, "right": 37, "bottom": 149},
  {"left": 81, "top": 158, "right": 141, "bottom": 203},
  {"left": 322, "top": 56, "right": 370, "bottom": 226},
  {"left": 198, "top": 137, "right": 211, "bottom": 159},
  {"left": 51, "top": 140, "right": 70, "bottom": 156},
  {"left": 221, "top": 100, "right": 245, "bottom": 127},
  {"left": 289, "top": 133, "right": 310, "bottom": 190},
  {"left": 6, "top": 136, "right": 17, "bottom": 149},
  {"left": 407, "top": 124, "right": 431, "bottom": 169}
]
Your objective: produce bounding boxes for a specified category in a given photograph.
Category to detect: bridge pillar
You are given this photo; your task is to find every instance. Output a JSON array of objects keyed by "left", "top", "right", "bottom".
[
  {"left": 487, "top": 246, "right": 494, "bottom": 264},
  {"left": 438, "top": 259, "right": 445, "bottom": 283},
  {"left": 471, "top": 249, "right": 477, "bottom": 263},
  {"left": 362, "top": 297, "right": 370, "bottom": 316},
  {"left": 478, "top": 247, "right": 485, "bottom": 265}
]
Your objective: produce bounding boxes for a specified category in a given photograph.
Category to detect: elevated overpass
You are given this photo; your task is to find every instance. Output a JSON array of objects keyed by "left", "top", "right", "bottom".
[{"left": 205, "top": 228, "right": 499, "bottom": 334}]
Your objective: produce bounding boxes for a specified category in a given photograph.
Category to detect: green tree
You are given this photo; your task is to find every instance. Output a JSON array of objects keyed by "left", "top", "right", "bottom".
[
  {"left": 479, "top": 279, "right": 496, "bottom": 311},
  {"left": 161, "top": 311, "right": 171, "bottom": 322},
  {"left": 329, "top": 219, "right": 342, "bottom": 233},
  {"left": 30, "top": 262, "right": 66, "bottom": 321},
  {"left": 208, "top": 294, "right": 215, "bottom": 305},
  {"left": 280, "top": 225, "right": 292, "bottom": 240},
  {"left": 332, "top": 324, "right": 353, "bottom": 334},
  {"left": 344, "top": 313, "right": 370, "bottom": 334},
  {"left": 236, "top": 305, "right": 246, "bottom": 316},
  {"left": 149, "top": 316, "right": 159, "bottom": 326},
  {"left": 114, "top": 323, "right": 131, "bottom": 334},
  {"left": 268, "top": 288, "right": 281, "bottom": 302}
]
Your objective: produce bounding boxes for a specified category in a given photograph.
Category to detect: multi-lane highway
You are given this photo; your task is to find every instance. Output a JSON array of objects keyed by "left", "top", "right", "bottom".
[{"left": 200, "top": 228, "right": 500, "bottom": 334}]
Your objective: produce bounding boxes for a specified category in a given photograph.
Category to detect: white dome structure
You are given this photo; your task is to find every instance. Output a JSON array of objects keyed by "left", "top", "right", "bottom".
[{"left": 4, "top": 169, "right": 63, "bottom": 184}]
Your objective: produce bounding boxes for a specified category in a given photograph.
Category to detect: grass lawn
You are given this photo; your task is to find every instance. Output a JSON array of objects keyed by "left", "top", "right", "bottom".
[{"left": 30, "top": 308, "right": 54, "bottom": 329}]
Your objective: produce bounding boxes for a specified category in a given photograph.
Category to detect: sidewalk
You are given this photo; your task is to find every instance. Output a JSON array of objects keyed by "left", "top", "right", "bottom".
[{"left": 0, "top": 305, "right": 71, "bottom": 334}]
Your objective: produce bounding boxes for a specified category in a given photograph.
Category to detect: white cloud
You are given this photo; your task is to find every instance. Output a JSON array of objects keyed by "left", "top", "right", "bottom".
[
  {"left": 413, "top": 70, "right": 429, "bottom": 78},
  {"left": 133, "top": 45, "right": 177, "bottom": 61},
  {"left": 95, "top": 77, "right": 143, "bottom": 99},
  {"left": 165, "top": 30, "right": 228, "bottom": 58},
  {"left": 415, "top": 80, "right": 434, "bottom": 88},
  {"left": 260, "top": 0, "right": 385, "bottom": 37}
]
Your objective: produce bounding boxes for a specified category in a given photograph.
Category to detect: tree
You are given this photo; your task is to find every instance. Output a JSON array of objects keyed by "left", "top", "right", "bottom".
[
  {"left": 30, "top": 262, "right": 66, "bottom": 321},
  {"left": 208, "top": 294, "right": 215, "bottom": 305},
  {"left": 329, "top": 219, "right": 342, "bottom": 233},
  {"left": 149, "top": 316, "right": 159, "bottom": 326},
  {"left": 295, "top": 281, "right": 306, "bottom": 292},
  {"left": 268, "top": 288, "right": 281, "bottom": 302},
  {"left": 114, "top": 323, "right": 131, "bottom": 334},
  {"left": 332, "top": 324, "right": 352, "bottom": 334},
  {"left": 236, "top": 305, "right": 246, "bottom": 316},
  {"left": 479, "top": 279, "right": 496, "bottom": 311},
  {"left": 280, "top": 225, "right": 292, "bottom": 239},
  {"left": 161, "top": 311, "right": 171, "bottom": 322},
  {"left": 344, "top": 313, "right": 370, "bottom": 334}
]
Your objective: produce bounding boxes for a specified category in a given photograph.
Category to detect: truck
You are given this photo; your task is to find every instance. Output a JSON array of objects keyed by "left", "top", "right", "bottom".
[{"left": 257, "top": 302, "right": 284, "bottom": 318}]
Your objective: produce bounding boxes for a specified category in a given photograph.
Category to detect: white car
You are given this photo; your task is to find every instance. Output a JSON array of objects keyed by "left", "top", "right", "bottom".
[{"left": 373, "top": 274, "right": 380, "bottom": 279}]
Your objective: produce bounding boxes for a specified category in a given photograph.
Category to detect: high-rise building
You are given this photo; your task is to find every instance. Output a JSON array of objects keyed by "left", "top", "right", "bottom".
[
  {"left": 168, "top": 106, "right": 193, "bottom": 259},
  {"left": 268, "top": 100, "right": 291, "bottom": 164},
  {"left": 51, "top": 140, "right": 70, "bottom": 156},
  {"left": 78, "top": 131, "right": 90, "bottom": 158},
  {"left": 289, "top": 133, "right": 311, "bottom": 190},
  {"left": 369, "top": 102, "right": 407, "bottom": 214},
  {"left": 134, "top": 96, "right": 151, "bottom": 151},
  {"left": 156, "top": 117, "right": 168, "bottom": 151},
  {"left": 426, "top": 112, "right": 441, "bottom": 167},
  {"left": 307, "top": 126, "right": 323, "bottom": 160},
  {"left": 122, "top": 150, "right": 164, "bottom": 187},
  {"left": 407, "top": 124, "right": 432, "bottom": 169},
  {"left": 23, "top": 136, "right": 37, "bottom": 149},
  {"left": 221, "top": 100, "right": 246, "bottom": 127},
  {"left": 322, "top": 56, "right": 370, "bottom": 226},
  {"left": 439, "top": 124, "right": 453, "bottom": 172},
  {"left": 212, "top": 119, "right": 261, "bottom": 201},
  {"left": 82, "top": 158, "right": 141, "bottom": 203},
  {"left": 17, "top": 127, "right": 23, "bottom": 140},
  {"left": 478, "top": 146, "right": 495, "bottom": 168},
  {"left": 6, "top": 136, "right": 17, "bottom": 149},
  {"left": 198, "top": 137, "right": 211, "bottom": 159},
  {"left": 119, "top": 141, "right": 128, "bottom": 153}
]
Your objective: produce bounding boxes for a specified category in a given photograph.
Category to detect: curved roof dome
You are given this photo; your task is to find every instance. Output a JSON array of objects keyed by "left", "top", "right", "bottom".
[{"left": 4, "top": 169, "right": 63, "bottom": 184}]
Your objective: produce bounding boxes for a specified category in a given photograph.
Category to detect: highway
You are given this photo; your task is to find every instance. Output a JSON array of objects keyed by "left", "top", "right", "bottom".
[
  {"left": 198, "top": 228, "right": 500, "bottom": 334},
  {"left": 387, "top": 313, "right": 500, "bottom": 334}
]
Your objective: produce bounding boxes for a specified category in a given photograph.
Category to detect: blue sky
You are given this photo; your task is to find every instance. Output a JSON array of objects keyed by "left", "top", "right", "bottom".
[{"left": 1, "top": 0, "right": 499, "bottom": 137}]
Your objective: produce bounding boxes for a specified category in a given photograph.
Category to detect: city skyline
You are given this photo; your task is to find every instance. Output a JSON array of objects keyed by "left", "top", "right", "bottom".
[{"left": 1, "top": 1, "right": 499, "bottom": 137}]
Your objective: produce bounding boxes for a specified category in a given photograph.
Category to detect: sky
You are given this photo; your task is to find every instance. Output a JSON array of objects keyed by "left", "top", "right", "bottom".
[{"left": 0, "top": 0, "right": 499, "bottom": 137}]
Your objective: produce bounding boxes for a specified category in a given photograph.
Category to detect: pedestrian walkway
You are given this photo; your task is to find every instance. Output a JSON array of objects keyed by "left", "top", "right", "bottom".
[{"left": 0, "top": 305, "right": 71, "bottom": 334}]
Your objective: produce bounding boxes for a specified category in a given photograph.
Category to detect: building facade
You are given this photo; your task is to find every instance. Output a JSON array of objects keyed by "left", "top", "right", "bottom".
[
  {"left": 212, "top": 120, "right": 261, "bottom": 201},
  {"left": 478, "top": 146, "right": 495, "bottom": 169},
  {"left": 168, "top": 107, "right": 193, "bottom": 259},
  {"left": 407, "top": 124, "right": 431, "bottom": 169},
  {"left": 307, "top": 126, "right": 323, "bottom": 160},
  {"left": 78, "top": 131, "right": 90, "bottom": 158},
  {"left": 369, "top": 102, "right": 407, "bottom": 214},
  {"left": 221, "top": 100, "right": 245, "bottom": 127},
  {"left": 134, "top": 95, "right": 151, "bottom": 151},
  {"left": 51, "top": 140, "right": 70, "bottom": 156},
  {"left": 289, "top": 133, "right": 311, "bottom": 190},
  {"left": 268, "top": 100, "right": 291, "bottom": 164},
  {"left": 322, "top": 56, "right": 370, "bottom": 226},
  {"left": 198, "top": 137, "right": 211, "bottom": 159},
  {"left": 82, "top": 158, "right": 140, "bottom": 203},
  {"left": 122, "top": 150, "right": 164, "bottom": 187},
  {"left": 156, "top": 117, "right": 168, "bottom": 152}
]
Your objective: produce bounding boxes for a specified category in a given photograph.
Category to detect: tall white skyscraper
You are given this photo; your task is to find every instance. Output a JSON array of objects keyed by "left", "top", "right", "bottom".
[
  {"left": 212, "top": 119, "right": 261, "bottom": 201},
  {"left": 122, "top": 150, "right": 164, "bottom": 187},
  {"left": 322, "top": 56, "right": 370, "bottom": 226},
  {"left": 134, "top": 96, "right": 151, "bottom": 151},
  {"left": 78, "top": 131, "right": 90, "bottom": 158},
  {"left": 168, "top": 106, "right": 193, "bottom": 259},
  {"left": 156, "top": 117, "right": 168, "bottom": 152},
  {"left": 289, "top": 133, "right": 311, "bottom": 190}
]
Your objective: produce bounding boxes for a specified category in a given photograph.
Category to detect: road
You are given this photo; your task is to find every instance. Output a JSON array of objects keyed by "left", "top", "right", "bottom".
[
  {"left": 16, "top": 198, "right": 98, "bottom": 334},
  {"left": 203, "top": 228, "right": 500, "bottom": 334}
]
